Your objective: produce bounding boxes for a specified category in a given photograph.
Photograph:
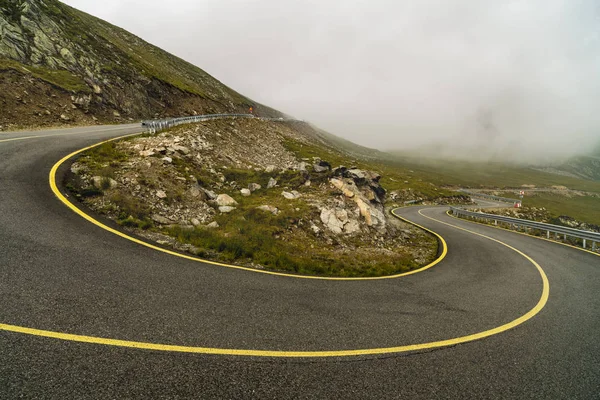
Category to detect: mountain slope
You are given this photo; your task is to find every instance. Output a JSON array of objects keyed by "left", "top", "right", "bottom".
[{"left": 0, "top": 0, "right": 281, "bottom": 130}]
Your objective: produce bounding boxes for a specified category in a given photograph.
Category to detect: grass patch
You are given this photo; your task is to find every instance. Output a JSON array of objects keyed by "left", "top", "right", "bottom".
[
  {"left": 0, "top": 57, "right": 90, "bottom": 93},
  {"left": 523, "top": 193, "right": 600, "bottom": 225}
]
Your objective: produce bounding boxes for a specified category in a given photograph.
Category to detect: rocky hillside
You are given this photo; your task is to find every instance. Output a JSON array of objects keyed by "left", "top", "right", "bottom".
[
  {"left": 0, "top": 0, "right": 281, "bottom": 130},
  {"left": 534, "top": 154, "right": 600, "bottom": 182},
  {"left": 67, "top": 118, "right": 439, "bottom": 277}
]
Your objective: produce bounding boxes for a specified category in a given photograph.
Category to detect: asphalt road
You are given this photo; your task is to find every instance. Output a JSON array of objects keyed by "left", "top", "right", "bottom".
[{"left": 1, "top": 125, "right": 599, "bottom": 399}]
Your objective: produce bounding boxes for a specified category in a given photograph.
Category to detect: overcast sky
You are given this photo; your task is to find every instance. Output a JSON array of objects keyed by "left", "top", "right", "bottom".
[{"left": 62, "top": 0, "right": 600, "bottom": 161}]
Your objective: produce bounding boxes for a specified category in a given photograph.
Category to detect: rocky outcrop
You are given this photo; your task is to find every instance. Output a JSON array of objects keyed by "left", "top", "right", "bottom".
[
  {"left": 0, "top": 0, "right": 282, "bottom": 129},
  {"left": 324, "top": 167, "right": 387, "bottom": 230}
]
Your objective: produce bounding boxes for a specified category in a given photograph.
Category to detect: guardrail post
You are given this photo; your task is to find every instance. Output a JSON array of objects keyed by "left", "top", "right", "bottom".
[
  {"left": 583, "top": 239, "right": 586, "bottom": 249},
  {"left": 593, "top": 242, "right": 597, "bottom": 251}
]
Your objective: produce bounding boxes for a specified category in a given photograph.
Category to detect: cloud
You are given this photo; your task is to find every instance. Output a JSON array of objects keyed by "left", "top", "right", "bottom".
[{"left": 63, "top": 0, "right": 600, "bottom": 161}]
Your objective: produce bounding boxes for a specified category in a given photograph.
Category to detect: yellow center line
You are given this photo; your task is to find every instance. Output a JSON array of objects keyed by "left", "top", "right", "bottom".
[{"left": 0, "top": 204, "right": 549, "bottom": 357}]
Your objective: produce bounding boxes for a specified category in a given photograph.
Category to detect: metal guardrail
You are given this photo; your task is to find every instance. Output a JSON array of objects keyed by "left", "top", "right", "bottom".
[
  {"left": 450, "top": 207, "right": 599, "bottom": 251},
  {"left": 142, "top": 113, "right": 256, "bottom": 133},
  {"left": 459, "top": 189, "right": 522, "bottom": 206}
]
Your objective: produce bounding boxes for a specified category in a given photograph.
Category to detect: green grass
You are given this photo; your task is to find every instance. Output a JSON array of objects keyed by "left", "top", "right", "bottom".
[
  {"left": 522, "top": 193, "right": 600, "bottom": 225},
  {"left": 384, "top": 153, "right": 600, "bottom": 193},
  {"left": 0, "top": 57, "right": 90, "bottom": 93}
]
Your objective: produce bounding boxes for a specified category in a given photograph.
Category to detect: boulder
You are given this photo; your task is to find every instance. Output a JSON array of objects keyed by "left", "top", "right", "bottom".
[
  {"left": 320, "top": 208, "right": 344, "bottom": 234},
  {"left": 218, "top": 206, "right": 236, "bottom": 213},
  {"left": 355, "top": 198, "right": 372, "bottom": 225},
  {"left": 347, "top": 169, "right": 368, "bottom": 183},
  {"left": 215, "top": 194, "right": 238, "bottom": 206},
  {"left": 330, "top": 178, "right": 355, "bottom": 198},
  {"left": 207, "top": 221, "right": 219, "bottom": 228},
  {"left": 344, "top": 220, "right": 361, "bottom": 234},
  {"left": 240, "top": 188, "right": 251, "bottom": 196},
  {"left": 190, "top": 218, "right": 201, "bottom": 226},
  {"left": 282, "top": 191, "right": 300, "bottom": 200},
  {"left": 91, "top": 176, "right": 117, "bottom": 190},
  {"left": 173, "top": 145, "right": 190, "bottom": 155},
  {"left": 313, "top": 160, "right": 331, "bottom": 173},
  {"left": 248, "top": 183, "right": 262, "bottom": 192},
  {"left": 151, "top": 214, "right": 173, "bottom": 225},
  {"left": 202, "top": 188, "right": 218, "bottom": 200},
  {"left": 257, "top": 205, "right": 279, "bottom": 215},
  {"left": 267, "top": 177, "right": 277, "bottom": 189}
]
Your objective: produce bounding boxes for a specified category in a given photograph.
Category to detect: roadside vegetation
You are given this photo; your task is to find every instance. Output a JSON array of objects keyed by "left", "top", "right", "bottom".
[{"left": 66, "top": 120, "right": 440, "bottom": 277}]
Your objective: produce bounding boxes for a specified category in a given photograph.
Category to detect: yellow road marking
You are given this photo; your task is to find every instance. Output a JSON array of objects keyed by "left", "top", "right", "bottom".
[
  {"left": 44, "top": 134, "right": 447, "bottom": 281},
  {"left": 0, "top": 205, "right": 549, "bottom": 357},
  {"left": 445, "top": 210, "right": 600, "bottom": 257}
]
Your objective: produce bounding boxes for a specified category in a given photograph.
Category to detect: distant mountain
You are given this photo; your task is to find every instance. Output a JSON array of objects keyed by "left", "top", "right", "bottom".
[
  {"left": 531, "top": 142, "right": 600, "bottom": 182},
  {"left": 0, "top": 0, "right": 281, "bottom": 130}
]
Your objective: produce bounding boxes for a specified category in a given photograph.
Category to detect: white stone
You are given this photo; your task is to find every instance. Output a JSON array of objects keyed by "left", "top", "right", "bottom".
[
  {"left": 156, "top": 190, "right": 167, "bottom": 199},
  {"left": 241, "top": 188, "right": 251, "bottom": 196},
  {"left": 219, "top": 206, "right": 236, "bottom": 213},
  {"left": 215, "top": 194, "right": 238, "bottom": 206}
]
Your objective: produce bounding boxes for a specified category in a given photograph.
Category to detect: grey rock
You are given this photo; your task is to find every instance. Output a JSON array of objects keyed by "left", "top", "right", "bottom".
[
  {"left": 207, "top": 221, "right": 220, "bottom": 228},
  {"left": 151, "top": 214, "right": 173, "bottom": 225},
  {"left": 156, "top": 190, "right": 167, "bottom": 199},
  {"left": 202, "top": 188, "right": 218, "bottom": 200},
  {"left": 218, "top": 206, "right": 236, "bottom": 213},
  {"left": 344, "top": 220, "right": 361, "bottom": 234},
  {"left": 282, "top": 191, "right": 299, "bottom": 200},
  {"left": 215, "top": 194, "right": 238, "bottom": 206},
  {"left": 313, "top": 160, "right": 331, "bottom": 173},
  {"left": 173, "top": 145, "right": 190, "bottom": 155},
  {"left": 267, "top": 177, "right": 277, "bottom": 189},
  {"left": 320, "top": 208, "right": 344, "bottom": 234},
  {"left": 240, "top": 188, "right": 251, "bottom": 196},
  {"left": 91, "top": 176, "right": 117, "bottom": 190},
  {"left": 248, "top": 183, "right": 262, "bottom": 192}
]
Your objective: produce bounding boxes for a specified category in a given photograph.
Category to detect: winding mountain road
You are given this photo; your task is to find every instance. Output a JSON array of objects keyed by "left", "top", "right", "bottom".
[{"left": 1, "top": 124, "right": 599, "bottom": 399}]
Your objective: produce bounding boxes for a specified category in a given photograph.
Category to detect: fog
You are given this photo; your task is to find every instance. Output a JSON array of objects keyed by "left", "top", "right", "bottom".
[{"left": 62, "top": 0, "right": 600, "bottom": 162}]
